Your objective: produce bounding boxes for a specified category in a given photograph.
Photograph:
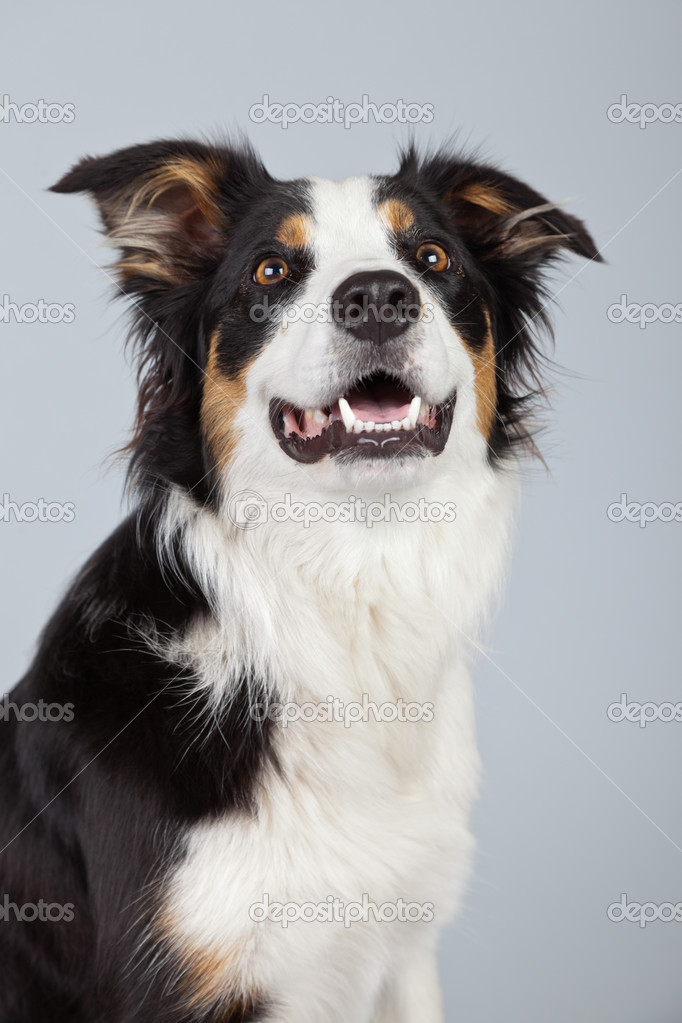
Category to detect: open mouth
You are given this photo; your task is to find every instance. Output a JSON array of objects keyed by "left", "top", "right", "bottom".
[{"left": 269, "top": 371, "right": 456, "bottom": 464}]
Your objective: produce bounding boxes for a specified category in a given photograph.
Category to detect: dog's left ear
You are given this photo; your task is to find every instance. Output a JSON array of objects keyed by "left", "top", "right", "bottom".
[
  {"left": 419, "top": 154, "right": 602, "bottom": 269},
  {"left": 50, "top": 140, "right": 236, "bottom": 288}
]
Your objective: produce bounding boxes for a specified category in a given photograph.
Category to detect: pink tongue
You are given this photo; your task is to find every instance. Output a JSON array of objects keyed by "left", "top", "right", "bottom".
[{"left": 346, "top": 396, "right": 411, "bottom": 423}]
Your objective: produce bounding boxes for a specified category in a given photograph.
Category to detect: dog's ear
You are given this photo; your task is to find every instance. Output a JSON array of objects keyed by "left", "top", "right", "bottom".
[
  {"left": 51, "top": 140, "right": 271, "bottom": 493},
  {"left": 51, "top": 140, "right": 239, "bottom": 287},
  {"left": 404, "top": 149, "right": 602, "bottom": 458},
  {"left": 415, "top": 153, "right": 601, "bottom": 269}
]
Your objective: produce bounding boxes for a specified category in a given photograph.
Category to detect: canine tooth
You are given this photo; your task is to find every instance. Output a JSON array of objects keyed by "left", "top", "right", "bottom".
[
  {"left": 391, "top": 420, "right": 401, "bottom": 431},
  {"left": 420, "top": 400, "right": 429, "bottom": 420},
  {"left": 408, "top": 396, "right": 421, "bottom": 428},
  {"left": 338, "top": 397, "right": 355, "bottom": 432},
  {"left": 353, "top": 419, "right": 364, "bottom": 434},
  {"left": 400, "top": 416, "right": 410, "bottom": 430},
  {"left": 311, "top": 408, "right": 328, "bottom": 424}
]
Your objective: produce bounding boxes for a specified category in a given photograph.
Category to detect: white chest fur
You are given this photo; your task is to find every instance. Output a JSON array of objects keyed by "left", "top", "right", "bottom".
[{"left": 155, "top": 467, "right": 516, "bottom": 1021}]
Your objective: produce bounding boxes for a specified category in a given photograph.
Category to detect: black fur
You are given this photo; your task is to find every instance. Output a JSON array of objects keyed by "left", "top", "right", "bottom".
[{"left": 1, "top": 503, "right": 275, "bottom": 1020}]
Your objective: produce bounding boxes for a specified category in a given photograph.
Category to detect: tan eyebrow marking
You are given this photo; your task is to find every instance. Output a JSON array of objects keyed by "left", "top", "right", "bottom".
[
  {"left": 377, "top": 198, "right": 416, "bottom": 234},
  {"left": 274, "top": 213, "right": 313, "bottom": 249}
]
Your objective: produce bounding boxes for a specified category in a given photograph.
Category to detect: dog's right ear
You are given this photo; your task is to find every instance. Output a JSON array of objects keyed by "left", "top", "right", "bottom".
[{"left": 51, "top": 140, "right": 259, "bottom": 289}]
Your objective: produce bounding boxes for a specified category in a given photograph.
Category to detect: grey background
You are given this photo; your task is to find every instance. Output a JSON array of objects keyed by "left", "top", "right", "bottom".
[{"left": 1, "top": 0, "right": 681, "bottom": 1019}]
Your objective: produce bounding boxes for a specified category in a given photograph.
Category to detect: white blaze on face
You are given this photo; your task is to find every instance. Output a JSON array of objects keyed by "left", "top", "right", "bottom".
[{"left": 307, "top": 176, "right": 401, "bottom": 295}]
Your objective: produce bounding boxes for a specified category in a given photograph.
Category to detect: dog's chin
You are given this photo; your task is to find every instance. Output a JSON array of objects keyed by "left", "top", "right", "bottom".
[{"left": 327, "top": 447, "right": 447, "bottom": 493}]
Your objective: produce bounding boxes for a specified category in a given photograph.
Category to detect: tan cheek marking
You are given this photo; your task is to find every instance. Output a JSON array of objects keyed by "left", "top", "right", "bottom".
[
  {"left": 468, "top": 310, "right": 498, "bottom": 441},
  {"left": 275, "top": 213, "right": 313, "bottom": 249},
  {"left": 200, "top": 332, "right": 252, "bottom": 470},
  {"left": 377, "top": 198, "right": 415, "bottom": 234}
]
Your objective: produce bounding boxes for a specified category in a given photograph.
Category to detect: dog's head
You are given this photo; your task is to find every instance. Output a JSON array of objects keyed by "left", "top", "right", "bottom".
[{"left": 52, "top": 140, "right": 600, "bottom": 507}]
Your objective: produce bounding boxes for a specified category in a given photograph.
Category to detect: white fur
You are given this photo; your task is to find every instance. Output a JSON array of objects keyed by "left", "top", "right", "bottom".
[{"left": 150, "top": 176, "right": 519, "bottom": 1021}]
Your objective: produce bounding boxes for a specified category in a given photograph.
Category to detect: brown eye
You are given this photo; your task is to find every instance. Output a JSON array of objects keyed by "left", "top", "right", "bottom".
[
  {"left": 254, "top": 256, "right": 289, "bottom": 286},
  {"left": 416, "top": 242, "right": 450, "bottom": 272}
]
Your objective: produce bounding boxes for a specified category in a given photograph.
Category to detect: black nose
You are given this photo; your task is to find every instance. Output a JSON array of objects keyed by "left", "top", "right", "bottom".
[{"left": 331, "top": 270, "right": 420, "bottom": 344}]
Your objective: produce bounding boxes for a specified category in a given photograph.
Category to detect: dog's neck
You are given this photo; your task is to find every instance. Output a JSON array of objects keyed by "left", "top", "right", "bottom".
[{"left": 152, "top": 468, "right": 518, "bottom": 709}]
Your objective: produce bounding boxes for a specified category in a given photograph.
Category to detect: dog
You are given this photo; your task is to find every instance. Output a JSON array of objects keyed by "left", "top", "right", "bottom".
[{"left": 0, "top": 138, "right": 599, "bottom": 1022}]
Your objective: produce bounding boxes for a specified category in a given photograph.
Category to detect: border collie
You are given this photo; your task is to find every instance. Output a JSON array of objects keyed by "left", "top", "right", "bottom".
[{"left": 0, "top": 139, "right": 600, "bottom": 1022}]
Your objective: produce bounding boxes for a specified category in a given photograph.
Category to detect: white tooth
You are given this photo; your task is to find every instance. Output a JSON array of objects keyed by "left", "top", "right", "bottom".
[
  {"left": 312, "top": 408, "right": 328, "bottom": 424},
  {"left": 381, "top": 423, "right": 391, "bottom": 432},
  {"left": 353, "top": 419, "right": 364, "bottom": 434},
  {"left": 365, "top": 421, "right": 375, "bottom": 433},
  {"left": 400, "top": 416, "right": 411, "bottom": 430},
  {"left": 328, "top": 413, "right": 333, "bottom": 425},
  {"left": 338, "top": 397, "right": 355, "bottom": 432},
  {"left": 420, "top": 400, "right": 429, "bottom": 420},
  {"left": 408, "top": 396, "right": 421, "bottom": 428},
  {"left": 391, "top": 420, "right": 402, "bottom": 431}
]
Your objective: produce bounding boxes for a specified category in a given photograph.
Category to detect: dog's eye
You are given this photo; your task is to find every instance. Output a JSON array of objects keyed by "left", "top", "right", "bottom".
[
  {"left": 416, "top": 243, "right": 450, "bottom": 272},
  {"left": 254, "top": 256, "right": 290, "bottom": 286}
]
